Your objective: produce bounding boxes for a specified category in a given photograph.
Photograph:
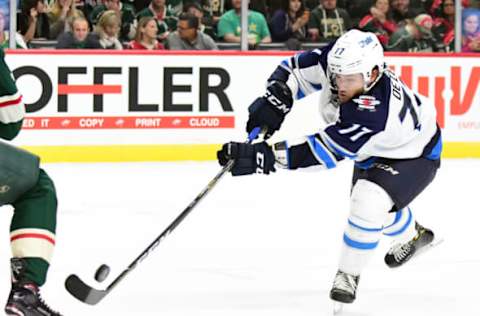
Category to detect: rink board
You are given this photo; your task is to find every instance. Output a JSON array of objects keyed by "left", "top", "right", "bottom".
[{"left": 5, "top": 50, "right": 480, "bottom": 162}]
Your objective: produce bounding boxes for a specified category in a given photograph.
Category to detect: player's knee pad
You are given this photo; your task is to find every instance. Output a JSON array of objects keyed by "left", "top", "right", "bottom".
[
  {"left": 344, "top": 180, "right": 394, "bottom": 250},
  {"left": 350, "top": 179, "right": 394, "bottom": 226}
]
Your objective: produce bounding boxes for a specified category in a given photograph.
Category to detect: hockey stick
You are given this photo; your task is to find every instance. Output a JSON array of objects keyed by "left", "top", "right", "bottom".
[{"left": 65, "top": 127, "right": 263, "bottom": 305}]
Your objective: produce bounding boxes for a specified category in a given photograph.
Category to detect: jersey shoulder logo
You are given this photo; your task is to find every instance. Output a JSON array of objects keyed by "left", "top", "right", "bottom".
[{"left": 353, "top": 95, "right": 380, "bottom": 112}]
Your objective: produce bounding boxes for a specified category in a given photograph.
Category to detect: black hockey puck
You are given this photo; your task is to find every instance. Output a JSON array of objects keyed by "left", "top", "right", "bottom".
[{"left": 94, "top": 264, "right": 110, "bottom": 282}]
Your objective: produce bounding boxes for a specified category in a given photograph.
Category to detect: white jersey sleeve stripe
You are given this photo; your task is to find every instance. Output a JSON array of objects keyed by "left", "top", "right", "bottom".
[
  {"left": 321, "top": 131, "right": 358, "bottom": 159},
  {"left": 0, "top": 92, "right": 25, "bottom": 124},
  {"left": 306, "top": 135, "right": 338, "bottom": 169}
]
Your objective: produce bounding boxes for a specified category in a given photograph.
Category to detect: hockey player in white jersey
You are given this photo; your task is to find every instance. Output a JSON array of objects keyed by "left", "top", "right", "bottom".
[{"left": 217, "top": 29, "right": 441, "bottom": 305}]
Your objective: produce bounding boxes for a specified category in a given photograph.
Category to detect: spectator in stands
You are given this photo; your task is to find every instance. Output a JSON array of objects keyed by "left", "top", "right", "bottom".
[
  {"left": 0, "top": 8, "right": 5, "bottom": 46},
  {"left": 359, "top": 0, "right": 398, "bottom": 47},
  {"left": 18, "top": 0, "right": 51, "bottom": 44},
  {"left": 56, "top": 15, "right": 102, "bottom": 48},
  {"left": 307, "top": 0, "right": 352, "bottom": 42},
  {"left": 217, "top": 0, "right": 269, "bottom": 16},
  {"left": 167, "top": 0, "right": 183, "bottom": 16},
  {"left": 461, "top": 8, "right": 480, "bottom": 52},
  {"left": 166, "top": 12, "right": 218, "bottom": 49},
  {"left": 390, "top": 0, "right": 423, "bottom": 26},
  {"left": 48, "top": 0, "right": 84, "bottom": 39},
  {"left": 469, "top": 0, "right": 479, "bottom": 8},
  {"left": 431, "top": 0, "right": 455, "bottom": 51},
  {"left": 74, "top": 0, "right": 100, "bottom": 24},
  {"left": 95, "top": 10, "right": 123, "bottom": 49},
  {"left": 184, "top": 2, "right": 217, "bottom": 40},
  {"left": 269, "top": 0, "right": 310, "bottom": 49},
  {"left": 410, "top": 0, "right": 433, "bottom": 13},
  {"left": 202, "top": 0, "right": 227, "bottom": 26},
  {"left": 90, "top": 0, "right": 137, "bottom": 41},
  {"left": 217, "top": 0, "right": 271, "bottom": 46},
  {"left": 136, "top": 0, "right": 178, "bottom": 41},
  {"left": 428, "top": 0, "right": 469, "bottom": 15},
  {"left": 387, "top": 13, "right": 438, "bottom": 51},
  {"left": 0, "top": 6, "right": 28, "bottom": 48},
  {"left": 127, "top": 16, "right": 165, "bottom": 49},
  {"left": 343, "top": 0, "right": 376, "bottom": 26},
  {"left": 128, "top": 0, "right": 150, "bottom": 13}
]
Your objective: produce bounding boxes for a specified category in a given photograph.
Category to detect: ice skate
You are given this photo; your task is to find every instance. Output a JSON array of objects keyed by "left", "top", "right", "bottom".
[
  {"left": 330, "top": 270, "right": 359, "bottom": 304},
  {"left": 5, "top": 258, "right": 62, "bottom": 316},
  {"left": 330, "top": 270, "right": 360, "bottom": 315},
  {"left": 384, "top": 222, "right": 436, "bottom": 268}
]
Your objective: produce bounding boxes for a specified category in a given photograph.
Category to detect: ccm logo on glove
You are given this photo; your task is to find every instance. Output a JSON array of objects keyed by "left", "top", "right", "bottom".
[{"left": 217, "top": 142, "right": 276, "bottom": 176}]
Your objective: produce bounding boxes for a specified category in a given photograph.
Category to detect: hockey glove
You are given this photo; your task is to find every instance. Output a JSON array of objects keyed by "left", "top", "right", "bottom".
[
  {"left": 217, "top": 142, "right": 276, "bottom": 176},
  {"left": 246, "top": 81, "right": 293, "bottom": 139}
]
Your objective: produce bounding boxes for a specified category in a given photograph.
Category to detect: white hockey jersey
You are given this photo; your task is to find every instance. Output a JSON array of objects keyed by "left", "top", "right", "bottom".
[{"left": 269, "top": 44, "right": 442, "bottom": 170}]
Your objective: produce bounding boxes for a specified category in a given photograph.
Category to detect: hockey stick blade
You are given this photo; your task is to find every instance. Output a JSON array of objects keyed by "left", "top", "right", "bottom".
[
  {"left": 65, "top": 127, "right": 264, "bottom": 305},
  {"left": 65, "top": 274, "right": 107, "bottom": 305}
]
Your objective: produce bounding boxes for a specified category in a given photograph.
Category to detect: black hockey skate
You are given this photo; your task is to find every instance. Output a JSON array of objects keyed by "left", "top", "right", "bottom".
[
  {"left": 384, "top": 222, "right": 435, "bottom": 268},
  {"left": 329, "top": 270, "right": 360, "bottom": 304},
  {"left": 5, "top": 258, "right": 62, "bottom": 316}
]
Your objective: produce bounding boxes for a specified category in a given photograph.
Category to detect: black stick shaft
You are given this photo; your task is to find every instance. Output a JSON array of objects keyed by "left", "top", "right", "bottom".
[
  {"left": 104, "top": 127, "right": 261, "bottom": 293},
  {"left": 105, "top": 160, "right": 234, "bottom": 292}
]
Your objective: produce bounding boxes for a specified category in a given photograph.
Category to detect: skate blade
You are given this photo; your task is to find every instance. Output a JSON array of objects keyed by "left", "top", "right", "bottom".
[
  {"left": 411, "top": 236, "right": 444, "bottom": 262},
  {"left": 333, "top": 302, "right": 344, "bottom": 315}
]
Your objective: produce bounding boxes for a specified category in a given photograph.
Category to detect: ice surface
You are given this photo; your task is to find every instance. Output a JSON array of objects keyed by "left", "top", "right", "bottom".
[{"left": 0, "top": 159, "right": 477, "bottom": 315}]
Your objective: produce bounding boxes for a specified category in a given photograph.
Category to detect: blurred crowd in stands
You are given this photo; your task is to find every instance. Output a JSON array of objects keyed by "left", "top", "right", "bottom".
[{"left": 0, "top": 0, "right": 478, "bottom": 51}]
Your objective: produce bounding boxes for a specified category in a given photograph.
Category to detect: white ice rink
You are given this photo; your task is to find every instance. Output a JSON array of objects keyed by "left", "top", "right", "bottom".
[{"left": 0, "top": 159, "right": 478, "bottom": 316}]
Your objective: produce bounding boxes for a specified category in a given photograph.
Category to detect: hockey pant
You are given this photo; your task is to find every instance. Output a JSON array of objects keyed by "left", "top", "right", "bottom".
[{"left": 10, "top": 169, "right": 57, "bottom": 286}]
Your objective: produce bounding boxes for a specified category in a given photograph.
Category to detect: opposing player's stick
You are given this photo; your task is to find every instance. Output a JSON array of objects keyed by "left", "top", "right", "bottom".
[{"left": 65, "top": 127, "right": 263, "bottom": 305}]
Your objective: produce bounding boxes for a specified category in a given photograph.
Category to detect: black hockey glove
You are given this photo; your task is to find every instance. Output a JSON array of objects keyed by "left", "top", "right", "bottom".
[
  {"left": 246, "top": 81, "right": 293, "bottom": 139},
  {"left": 217, "top": 142, "right": 276, "bottom": 176}
]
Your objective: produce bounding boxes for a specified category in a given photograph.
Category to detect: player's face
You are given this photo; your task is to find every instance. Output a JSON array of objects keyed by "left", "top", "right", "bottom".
[{"left": 335, "top": 73, "right": 364, "bottom": 103}]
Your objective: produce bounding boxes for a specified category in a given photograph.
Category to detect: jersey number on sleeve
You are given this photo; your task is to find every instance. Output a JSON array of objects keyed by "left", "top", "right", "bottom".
[
  {"left": 399, "top": 88, "right": 421, "bottom": 130},
  {"left": 338, "top": 124, "right": 373, "bottom": 142}
]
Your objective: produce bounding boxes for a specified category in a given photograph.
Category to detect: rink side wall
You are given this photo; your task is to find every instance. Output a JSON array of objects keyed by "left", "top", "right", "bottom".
[{"left": 5, "top": 50, "right": 480, "bottom": 162}]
